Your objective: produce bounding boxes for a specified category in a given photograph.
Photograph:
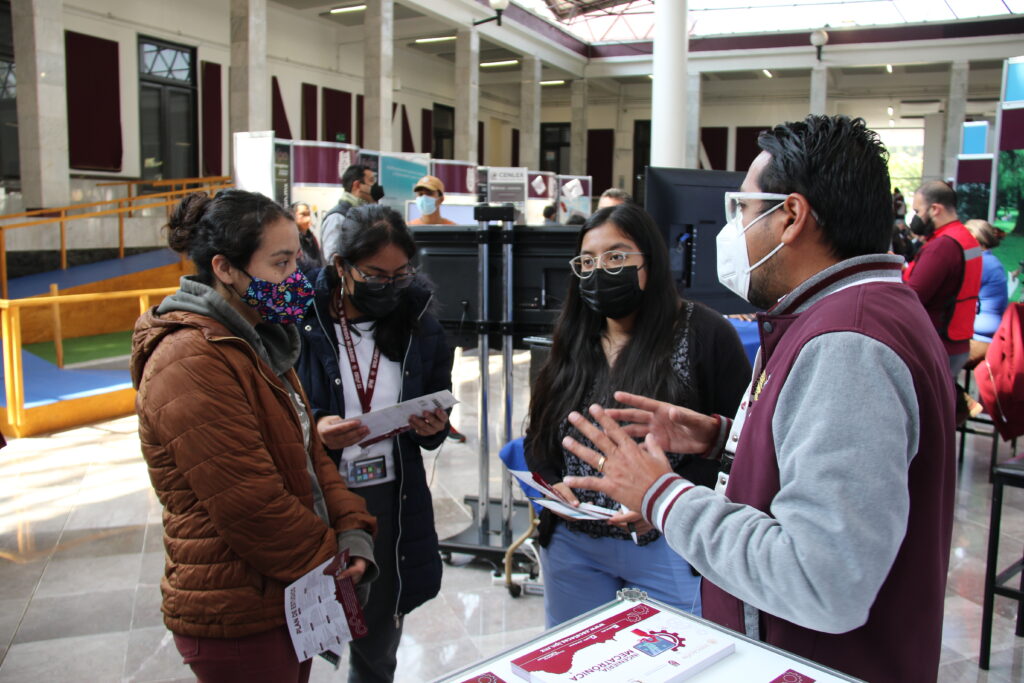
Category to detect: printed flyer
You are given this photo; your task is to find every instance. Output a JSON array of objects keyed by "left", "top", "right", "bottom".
[{"left": 510, "top": 603, "right": 734, "bottom": 682}]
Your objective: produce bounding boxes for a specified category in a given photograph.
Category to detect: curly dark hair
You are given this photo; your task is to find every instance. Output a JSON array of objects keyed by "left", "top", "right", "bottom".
[{"left": 166, "top": 189, "right": 292, "bottom": 285}]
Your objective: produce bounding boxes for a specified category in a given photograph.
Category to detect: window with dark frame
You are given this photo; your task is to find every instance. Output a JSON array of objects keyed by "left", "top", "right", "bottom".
[
  {"left": 138, "top": 36, "right": 197, "bottom": 182},
  {"left": 432, "top": 103, "right": 454, "bottom": 160},
  {"left": 632, "top": 119, "right": 651, "bottom": 205},
  {"left": 0, "top": 0, "right": 17, "bottom": 182},
  {"left": 541, "top": 122, "right": 571, "bottom": 175}
]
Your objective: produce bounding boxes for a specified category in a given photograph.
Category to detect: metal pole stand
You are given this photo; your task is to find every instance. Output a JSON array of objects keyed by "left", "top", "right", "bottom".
[{"left": 438, "top": 204, "right": 533, "bottom": 569}]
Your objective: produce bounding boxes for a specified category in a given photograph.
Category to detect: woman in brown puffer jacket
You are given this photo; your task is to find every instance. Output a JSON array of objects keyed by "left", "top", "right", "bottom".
[{"left": 132, "top": 190, "right": 377, "bottom": 683}]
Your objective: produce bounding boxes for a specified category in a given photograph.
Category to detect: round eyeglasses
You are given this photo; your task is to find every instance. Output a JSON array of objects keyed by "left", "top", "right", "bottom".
[
  {"left": 347, "top": 261, "right": 417, "bottom": 290},
  {"left": 569, "top": 250, "right": 644, "bottom": 279}
]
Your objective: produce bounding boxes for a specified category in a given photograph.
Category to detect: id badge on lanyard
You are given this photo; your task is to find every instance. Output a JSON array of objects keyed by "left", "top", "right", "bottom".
[
  {"left": 338, "top": 301, "right": 391, "bottom": 485},
  {"left": 346, "top": 451, "right": 388, "bottom": 484}
]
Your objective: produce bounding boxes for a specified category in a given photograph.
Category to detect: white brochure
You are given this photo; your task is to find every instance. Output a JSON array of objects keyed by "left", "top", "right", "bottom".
[{"left": 357, "top": 390, "right": 459, "bottom": 445}]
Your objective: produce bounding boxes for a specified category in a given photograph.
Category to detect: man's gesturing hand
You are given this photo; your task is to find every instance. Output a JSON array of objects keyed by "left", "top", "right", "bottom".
[
  {"left": 604, "top": 391, "right": 719, "bottom": 455},
  {"left": 561, "top": 403, "right": 672, "bottom": 513}
]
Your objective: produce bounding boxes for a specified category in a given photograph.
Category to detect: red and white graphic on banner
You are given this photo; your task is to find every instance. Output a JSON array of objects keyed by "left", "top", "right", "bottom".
[{"left": 510, "top": 604, "right": 733, "bottom": 682}]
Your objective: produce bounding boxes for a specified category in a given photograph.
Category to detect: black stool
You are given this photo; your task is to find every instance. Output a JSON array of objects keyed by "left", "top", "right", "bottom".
[
  {"left": 979, "top": 454, "right": 1024, "bottom": 669},
  {"left": 958, "top": 367, "right": 1018, "bottom": 481}
]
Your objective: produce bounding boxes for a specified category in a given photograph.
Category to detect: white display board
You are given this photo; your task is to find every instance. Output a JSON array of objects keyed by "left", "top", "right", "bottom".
[
  {"left": 435, "top": 596, "right": 861, "bottom": 683},
  {"left": 233, "top": 131, "right": 275, "bottom": 198}
]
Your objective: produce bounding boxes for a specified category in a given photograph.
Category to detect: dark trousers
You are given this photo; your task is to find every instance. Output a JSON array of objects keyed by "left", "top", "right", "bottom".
[
  {"left": 173, "top": 626, "right": 312, "bottom": 683},
  {"left": 348, "top": 481, "right": 403, "bottom": 683}
]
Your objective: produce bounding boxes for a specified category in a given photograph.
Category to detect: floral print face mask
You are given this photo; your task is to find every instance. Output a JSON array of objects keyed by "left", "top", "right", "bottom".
[{"left": 239, "top": 268, "right": 314, "bottom": 324}]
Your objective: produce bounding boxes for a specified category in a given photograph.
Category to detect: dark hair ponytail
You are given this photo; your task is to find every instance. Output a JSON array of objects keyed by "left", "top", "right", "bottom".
[{"left": 165, "top": 189, "right": 293, "bottom": 285}]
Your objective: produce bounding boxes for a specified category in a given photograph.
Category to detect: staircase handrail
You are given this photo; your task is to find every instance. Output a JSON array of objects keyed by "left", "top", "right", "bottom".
[
  {"left": 0, "top": 285, "right": 178, "bottom": 431},
  {"left": 0, "top": 183, "right": 233, "bottom": 298},
  {"left": 0, "top": 178, "right": 232, "bottom": 223}
]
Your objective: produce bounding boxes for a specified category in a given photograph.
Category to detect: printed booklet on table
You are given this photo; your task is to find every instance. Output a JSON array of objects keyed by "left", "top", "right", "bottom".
[{"left": 510, "top": 602, "right": 734, "bottom": 682}]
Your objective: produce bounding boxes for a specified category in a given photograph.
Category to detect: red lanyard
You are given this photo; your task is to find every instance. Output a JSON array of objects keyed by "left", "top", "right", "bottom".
[{"left": 337, "top": 294, "right": 380, "bottom": 415}]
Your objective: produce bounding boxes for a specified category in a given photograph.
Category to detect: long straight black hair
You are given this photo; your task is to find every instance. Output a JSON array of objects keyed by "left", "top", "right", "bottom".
[
  {"left": 525, "top": 203, "right": 685, "bottom": 473},
  {"left": 326, "top": 204, "right": 422, "bottom": 362}
]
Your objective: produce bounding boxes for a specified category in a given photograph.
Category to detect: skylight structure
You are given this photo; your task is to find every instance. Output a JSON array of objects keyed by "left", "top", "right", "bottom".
[{"left": 516, "top": 0, "right": 1022, "bottom": 43}]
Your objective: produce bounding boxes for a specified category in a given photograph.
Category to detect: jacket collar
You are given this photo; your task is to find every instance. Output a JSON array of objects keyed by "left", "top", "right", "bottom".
[
  {"left": 339, "top": 190, "right": 366, "bottom": 209},
  {"left": 156, "top": 275, "right": 301, "bottom": 376},
  {"left": 930, "top": 219, "right": 964, "bottom": 241},
  {"left": 767, "top": 253, "right": 905, "bottom": 317}
]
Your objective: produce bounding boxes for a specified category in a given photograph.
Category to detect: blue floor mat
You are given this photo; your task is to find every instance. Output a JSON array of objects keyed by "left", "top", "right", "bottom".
[
  {"left": 7, "top": 249, "right": 179, "bottom": 299},
  {"left": 0, "top": 350, "right": 131, "bottom": 408}
]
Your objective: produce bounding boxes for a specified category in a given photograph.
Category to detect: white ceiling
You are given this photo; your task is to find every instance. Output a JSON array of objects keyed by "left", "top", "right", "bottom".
[{"left": 516, "top": 0, "right": 1023, "bottom": 43}]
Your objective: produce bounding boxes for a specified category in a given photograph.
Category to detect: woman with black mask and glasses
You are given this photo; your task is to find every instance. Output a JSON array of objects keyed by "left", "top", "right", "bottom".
[
  {"left": 296, "top": 204, "right": 453, "bottom": 683},
  {"left": 526, "top": 203, "right": 751, "bottom": 628}
]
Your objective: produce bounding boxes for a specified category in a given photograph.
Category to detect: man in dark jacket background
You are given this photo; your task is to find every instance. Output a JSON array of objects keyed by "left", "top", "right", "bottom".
[{"left": 320, "top": 164, "right": 380, "bottom": 263}]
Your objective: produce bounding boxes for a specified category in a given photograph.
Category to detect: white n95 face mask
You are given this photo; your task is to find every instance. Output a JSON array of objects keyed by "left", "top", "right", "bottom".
[{"left": 716, "top": 192, "right": 789, "bottom": 302}]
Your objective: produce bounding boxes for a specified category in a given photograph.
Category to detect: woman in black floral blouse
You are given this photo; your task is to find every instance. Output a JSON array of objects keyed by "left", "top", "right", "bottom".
[{"left": 525, "top": 203, "right": 751, "bottom": 627}]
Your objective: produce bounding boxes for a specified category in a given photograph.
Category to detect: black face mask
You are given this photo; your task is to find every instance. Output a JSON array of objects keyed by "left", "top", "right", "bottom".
[
  {"left": 578, "top": 266, "right": 644, "bottom": 320},
  {"left": 350, "top": 281, "right": 401, "bottom": 319},
  {"left": 908, "top": 213, "right": 934, "bottom": 238},
  {"left": 370, "top": 183, "right": 385, "bottom": 202}
]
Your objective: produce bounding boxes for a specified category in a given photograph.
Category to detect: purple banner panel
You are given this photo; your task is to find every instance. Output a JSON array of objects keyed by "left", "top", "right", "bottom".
[
  {"left": 430, "top": 160, "right": 477, "bottom": 194},
  {"left": 957, "top": 158, "right": 993, "bottom": 184},
  {"left": 292, "top": 143, "right": 359, "bottom": 185},
  {"left": 999, "top": 107, "right": 1024, "bottom": 151}
]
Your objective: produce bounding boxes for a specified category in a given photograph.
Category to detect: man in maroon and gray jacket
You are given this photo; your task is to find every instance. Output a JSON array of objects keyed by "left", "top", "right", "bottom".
[{"left": 562, "top": 116, "right": 955, "bottom": 682}]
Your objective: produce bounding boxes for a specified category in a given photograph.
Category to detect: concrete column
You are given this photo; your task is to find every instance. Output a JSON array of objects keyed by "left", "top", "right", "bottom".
[
  {"left": 650, "top": 0, "right": 687, "bottom": 168},
  {"left": 519, "top": 56, "right": 541, "bottom": 170},
  {"left": 726, "top": 126, "right": 737, "bottom": 172},
  {"left": 922, "top": 112, "right": 945, "bottom": 182},
  {"left": 364, "top": 0, "right": 394, "bottom": 151},
  {"left": 570, "top": 79, "right": 588, "bottom": 176},
  {"left": 613, "top": 93, "right": 632, "bottom": 190},
  {"left": 229, "top": 0, "right": 269, "bottom": 137},
  {"left": 943, "top": 60, "right": 968, "bottom": 181},
  {"left": 12, "top": 0, "right": 69, "bottom": 207},
  {"left": 684, "top": 72, "right": 701, "bottom": 169},
  {"left": 810, "top": 63, "right": 827, "bottom": 115},
  {"left": 454, "top": 27, "right": 479, "bottom": 162}
]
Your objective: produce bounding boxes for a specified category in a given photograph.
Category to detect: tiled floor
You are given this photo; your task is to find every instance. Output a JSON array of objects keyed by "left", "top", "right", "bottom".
[{"left": 0, "top": 349, "right": 1022, "bottom": 682}]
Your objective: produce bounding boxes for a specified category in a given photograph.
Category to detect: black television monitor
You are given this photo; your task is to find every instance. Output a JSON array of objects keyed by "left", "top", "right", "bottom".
[
  {"left": 644, "top": 167, "right": 754, "bottom": 315},
  {"left": 410, "top": 224, "right": 577, "bottom": 349}
]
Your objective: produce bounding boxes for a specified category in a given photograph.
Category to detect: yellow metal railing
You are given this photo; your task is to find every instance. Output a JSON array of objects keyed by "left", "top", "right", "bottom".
[
  {"left": 0, "top": 287, "right": 176, "bottom": 430},
  {"left": 0, "top": 179, "right": 232, "bottom": 298},
  {"left": 96, "top": 175, "right": 231, "bottom": 210}
]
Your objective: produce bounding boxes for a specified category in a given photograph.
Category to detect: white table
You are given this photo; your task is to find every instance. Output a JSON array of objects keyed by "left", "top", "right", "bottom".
[{"left": 435, "top": 591, "right": 863, "bottom": 683}]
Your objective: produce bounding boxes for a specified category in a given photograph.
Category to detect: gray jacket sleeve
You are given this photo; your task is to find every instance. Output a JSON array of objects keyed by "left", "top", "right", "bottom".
[
  {"left": 643, "top": 331, "right": 920, "bottom": 634},
  {"left": 319, "top": 213, "right": 342, "bottom": 262}
]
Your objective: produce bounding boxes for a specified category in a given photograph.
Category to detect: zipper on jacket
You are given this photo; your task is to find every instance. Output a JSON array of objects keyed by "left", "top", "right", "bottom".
[
  {"left": 392, "top": 334, "right": 414, "bottom": 625},
  {"left": 391, "top": 291, "right": 433, "bottom": 623}
]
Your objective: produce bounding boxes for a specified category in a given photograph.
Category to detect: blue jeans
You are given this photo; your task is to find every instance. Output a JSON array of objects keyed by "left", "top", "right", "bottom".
[{"left": 540, "top": 523, "right": 702, "bottom": 628}]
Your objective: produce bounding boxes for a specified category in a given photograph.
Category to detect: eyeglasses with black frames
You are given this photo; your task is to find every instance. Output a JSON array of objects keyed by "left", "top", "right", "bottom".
[{"left": 346, "top": 261, "right": 417, "bottom": 290}]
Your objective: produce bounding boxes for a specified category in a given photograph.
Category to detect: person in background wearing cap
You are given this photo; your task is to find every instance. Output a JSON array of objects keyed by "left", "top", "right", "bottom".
[
  {"left": 406, "top": 174, "right": 468, "bottom": 444},
  {"left": 409, "top": 175, "right": 457, "bottom": 226}
]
